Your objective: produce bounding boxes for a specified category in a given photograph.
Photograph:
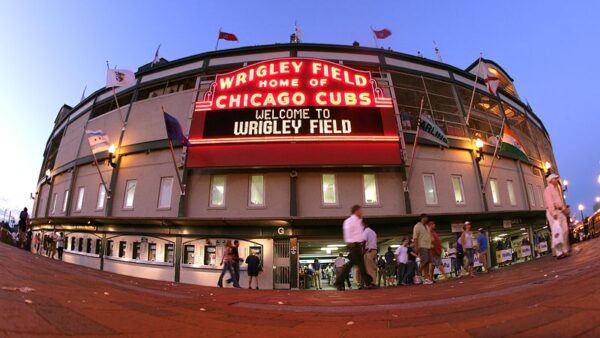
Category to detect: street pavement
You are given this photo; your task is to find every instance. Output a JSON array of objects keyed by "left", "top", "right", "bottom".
[{"left": 1, "top": 239, "right": 599, "bottom": 337}]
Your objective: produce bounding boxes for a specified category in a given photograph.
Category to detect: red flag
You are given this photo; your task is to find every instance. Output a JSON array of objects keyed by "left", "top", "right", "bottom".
[
  {"left": 372, "top": 28, "right": 392, "bottom": 39},
  {"left": 218, "top": 31, "right": 238, "bottom": 41}
]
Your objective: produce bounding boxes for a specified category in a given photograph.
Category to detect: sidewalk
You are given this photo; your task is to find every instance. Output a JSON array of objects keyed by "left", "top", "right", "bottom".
[{"left": 1, "top": 239, "right": 599, "bottom": 337}]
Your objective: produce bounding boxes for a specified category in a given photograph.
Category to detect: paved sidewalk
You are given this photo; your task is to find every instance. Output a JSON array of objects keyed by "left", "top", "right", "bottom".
[{"left": 1, "top": 240, "right": 599, "bottom": 337}]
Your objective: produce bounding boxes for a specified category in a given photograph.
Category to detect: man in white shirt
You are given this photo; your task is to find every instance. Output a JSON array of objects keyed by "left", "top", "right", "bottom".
[
  {"left": 395, "top": 238, "right": 409, "bottom": 285},
  {"left": 543, "top": 173, "right": 569, "bottom": 258},
  {"left": 362, "top": 222, "right": 378, "bottom": 287},
  {"left": 334, "top": 253, "right": 351, "bottom": 289},
  {"left": 334, "top": 205, "right": 374, "bottom": 291}
]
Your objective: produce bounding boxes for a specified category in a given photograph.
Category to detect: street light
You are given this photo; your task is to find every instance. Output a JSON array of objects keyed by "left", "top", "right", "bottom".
[
  {"left": 108, "top": 144, "right": 117, "bottom": 168},
  {"left": 596, "top": 196, "right": 600, "bottom": 203},
  {"left": 562, "top": 179, "right": 569, "bottom": 192},
  {"left": 578, "top": 204, "right": 585, "bottom": 221},
  {"left": 44, "top": 169, "right": 52, "bottom": 185},
  {"left": 544, "top": 161, "right": 552, "bottom": 172}
]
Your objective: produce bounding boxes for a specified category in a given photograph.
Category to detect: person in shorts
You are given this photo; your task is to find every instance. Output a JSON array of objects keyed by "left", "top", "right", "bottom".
[
  {"left": 460, "top": 222, "right": 476, "bottom": 277},
  {"left": 413, "top": 214, "right": 433, "bottom": 285},
  {"left": 427, "top": 220, "right": 447, "bottom": 280}
]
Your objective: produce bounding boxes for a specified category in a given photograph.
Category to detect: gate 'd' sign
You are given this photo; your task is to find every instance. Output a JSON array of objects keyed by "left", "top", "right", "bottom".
[{"left": 188, "top": 58, "right": 402, "bottom": 167}]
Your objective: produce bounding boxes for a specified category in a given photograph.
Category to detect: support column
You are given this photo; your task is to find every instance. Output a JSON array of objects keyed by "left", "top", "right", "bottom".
[
  {"left": 174, "top": 235, "right": 183, "bottom": 282},
  {"left": 289, "top": 237, "right": 298, "bottom": 289},
  {"left": 100, "top": 232, "right": 107, "bottom": 271},
  {"left": 290, "top": 172, "right": 297, "bottom": 217}
]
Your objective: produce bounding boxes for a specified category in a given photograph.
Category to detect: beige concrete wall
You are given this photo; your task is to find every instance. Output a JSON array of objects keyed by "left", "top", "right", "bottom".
[
  {"left": 111, "top": 150, "right": 182, "bottom": 218},
  {"left": 49, "top": 172, "right": 73, "bottom": 216},
  {"left": 122, "top": 90, "right": 196, "bottom": 146},
  {"left": 480, "top": 157, "right": 528, "bottom": 212},
  {"left": 186, "top": 172, "right": 290, "bottom": 218},
  {"left": 407, "top": 146, "right": 483, "bottom": 215},
  {"left": 521, "top": 163, "right": 547, "bottom": 211},
  {"left": 36, "top": 184, "right": 51, "bottom": 218},
  {"left": 54, "top": 112, "right": 89, "bottom": 168},
  {"left": 80, "top": 107, "right": 128, "bottom": 158},
  {"left": 70, "top": 163, "right": 113, "bottom": 217},
  {"left": 296, "top": 171, "right": 405, "bottom": 218}
]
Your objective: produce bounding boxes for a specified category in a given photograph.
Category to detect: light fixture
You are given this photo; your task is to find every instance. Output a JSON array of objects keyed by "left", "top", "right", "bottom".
[
  {"left": 544, "top": 161, "right": 552, "bottom": 172},
  {"left": 487, "top": 67, "right": 499, "bottom": 76},
  {"left": 44, "top": 169, "right": 52, "bottom": 185},
  {"left": 596, "top": 196, "right": 600, "bottom": 203},
  {"left": 597, "top": 175, "right": 600, "bottom": 185},
  {"left": 474, "top": 138, "right": 484, "bottom": 162},
  {"left": 562, "top": 179, "right": 568, "bottom": 192},
  {"left": 578, "top": 204, "right": 585, "bottom": 221},
  {"left": 108, "top": 144, "right": 117, "bottom": 168}
]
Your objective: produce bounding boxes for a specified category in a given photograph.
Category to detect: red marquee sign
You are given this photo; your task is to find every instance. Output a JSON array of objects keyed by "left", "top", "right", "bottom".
[{"left": 187, "top": 58, "right": 402, "bottom": 168}]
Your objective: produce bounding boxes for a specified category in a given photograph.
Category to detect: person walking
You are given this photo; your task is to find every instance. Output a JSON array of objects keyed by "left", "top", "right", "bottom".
[
  {"left": 218, "top": 240, "right": 240, "bottom": 288},
  {"left": 56, "top": 232, "right": 65, "bottom": 260},
  {"left": 334, "top": 252, "right": 351, "bottom": 289},
  {"left": 403, "top": 240, "right": 418, "bottom": 285},
  {"left": 460, "top": 222, "right": 475, "bottom": 277},
  {"left": 312, "top": 258, "right": 322, "bottom": 290},
  {"left": 543, "top": 173, "right": 570, "bottom": 258},
  {"left": 447, "top": 242, "right": 457, "bottom": 277},
  {"left": 32, "top": 233, "right": 40, "bottom": 254},
  {"left": 395, "top": 238, "right": 409, "bottom": 285},
  {"left": 377, "top": 255, "right": 386, "bottom": 287},
  {"left": 18, "top": 207, "right": 29, "bottom": 249},
  {"left": 362, "top": 222, "right": 378, "bottom": 289},
  {"left": 413, "top": 214, "right": 433, "bottom": 285},
  {"left": 428, "top": 220, "right": 447, "bottom": 280},
  {"left": 227, "top": 240, "right": 243, "bottom": 286},
  {"left": 384, "top": 247, "right": 396, "bottom": 286},
  {"left": 334, "top": 205, "right": 374, "bottom": 291},
  {"left": 477, "top": 228, "right": 489, "bottom": 272},
  {"left": 48, "top": 232, "right": 56, "bottom": 259},
  {"left": 245, "top": 250, "right": 261, "bottom": 290}
]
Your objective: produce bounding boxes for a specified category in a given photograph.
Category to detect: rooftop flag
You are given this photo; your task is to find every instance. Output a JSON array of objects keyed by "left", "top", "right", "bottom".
[
  {"left": 500, "top": 125, "right": 529, "bottom": 163},
  {"left": 218, "top": 31, "right": 239, "bottom": 42},
  {"left": 484, "top": 66, "right": 500, "bottom": 96},
  {"left": 372, "top": 28, "right": 392, "bottom": 39},
  {"left": 85, "top": 129, "right": 110, "bottom": 154},
  {"left": 163, "top": 112, "right": 190, "bottom": 147},
  {"left": 106, "top": 68, "right": 135, "bottom": 88},
  {"left": 418, "top": 114, "right": 449, "bottom": 148},
  {"left": 152, "top": 44, "right": 161, "bottom": 66}
]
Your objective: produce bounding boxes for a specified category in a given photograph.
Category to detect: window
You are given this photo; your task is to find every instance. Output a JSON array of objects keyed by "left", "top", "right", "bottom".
[
  {"left": 490, "top": 179, "right": 501, "bottom": 205},
  {"left": 70, "top": 237, "right": 76, "bottom": 251},
  {"left": 527, "top": 183, "right": 536, "bottom": 207},
  {"left": 537, "top": 186, "right": 545, "bottom": 207},
  {"left": 132, "top": 242, "right": 141, "bottom": 260},
  {"left": 249, "top": 175, "right": 265, "bottom": 207},
  {"left": 148, "top": 243, "right": 157, "bottom": 261},
  {"left": 210, "top": 175, "right": 226, "bottom": 207},
  {"left": 64, "top": 236, "right": 69, "bottom": 250},
  {"left": 96, "top": 184, "right": 106, "bottom": 210},
  {"left": 363, "top": 174, "right": 379, "bottom": 205},
  {"left": 422, "top": 174, "right": 438, "bottom": 205},
  {"left": 164, "top": 244, "right": 174, "bottom": 263},
  {"left": 158, "top": 177, "right": 174, "bottom": 209},
  {"left": 95, "top": 239, "right": 101, "bottom": 255},
  {"left": 106, "top": 240, "right": 113, "bottom": 256},
  {"left": 123, "top": 180, "right": 137, "bottom": 209},
  {"left": 62, "top": 190, "right": 69, "bottom": 213},
  {"left": 451, "top": 175, "right": 465, "bottom": 205},
  {"left": 78, "top": 238, "right": 83, "bottom": 252},
  {"left": 75, "top": 187, "right": 85, "bottom": 212},
  {"left": 118, "top": 241, "right": 127, "bottom": 258},
  {"left": 183, "top": 245, "right": 195, "bottom": 264},
  {"left": 51, "top": 193, "right": 58, "bottom": 214},
  {"left": 507, "top": 181, "right": 517, "bottom": 206},
  {"left": 322, "top": 174, "right": 338, "bottom": 205},
  {"left": 85, "top": 238, "right": 91, "bottom": 253}
]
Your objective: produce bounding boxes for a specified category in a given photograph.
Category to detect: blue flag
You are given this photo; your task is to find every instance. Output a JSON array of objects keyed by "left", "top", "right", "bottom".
[{"left": 163, "top": 112, "right": 190, "bottom": 147}]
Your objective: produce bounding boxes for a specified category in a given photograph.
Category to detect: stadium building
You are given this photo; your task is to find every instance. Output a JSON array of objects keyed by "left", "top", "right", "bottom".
[{"left": 31, "top": 43, "right": 560, "bottom": 289}]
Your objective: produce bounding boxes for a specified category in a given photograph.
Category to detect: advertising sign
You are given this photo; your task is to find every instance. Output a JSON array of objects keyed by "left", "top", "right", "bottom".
[
  {"left": 521, "top": 245, "right": 532, "bottom": 257},
  {"left": 539, "top": 241, "right": 548, "bottom": 253},
  {"left": 433, "top": 258, "right": 452, "bottom": 275},
  {"left": 188, "top": 58, "right": 402, "bottom": 167}
]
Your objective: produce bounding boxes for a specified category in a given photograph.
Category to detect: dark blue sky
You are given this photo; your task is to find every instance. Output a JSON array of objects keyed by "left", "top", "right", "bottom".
[{"left": 1, "top": 0, "right": 599, "bottom": 215}]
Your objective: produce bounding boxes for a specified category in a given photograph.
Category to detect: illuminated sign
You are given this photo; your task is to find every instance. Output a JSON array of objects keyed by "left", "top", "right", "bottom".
[{"left": 188, "top": 58, "right": 402, "bottom": 167}]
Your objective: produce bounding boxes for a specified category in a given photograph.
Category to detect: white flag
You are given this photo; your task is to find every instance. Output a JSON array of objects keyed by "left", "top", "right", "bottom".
[
  {"left": 418, "top": 115, "right": 449, "bottom": 148},
  {"left": 86, "top": 129, "right": 110, "bottom": 154},
  {"left": 106, "top": 68, "right": 135, "bottom": 88},
  {"left": 473, "top": 61, "right": 500, "bottom": 96}
]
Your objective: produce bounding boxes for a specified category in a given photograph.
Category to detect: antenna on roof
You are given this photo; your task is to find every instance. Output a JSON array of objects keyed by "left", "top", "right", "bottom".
[{"left": 433, "top": 41, "right": 443, "bottom": 62}]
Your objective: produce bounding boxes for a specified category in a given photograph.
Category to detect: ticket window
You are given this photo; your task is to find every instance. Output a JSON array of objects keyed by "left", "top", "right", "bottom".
[
  {"left": 183, "top": 245, "right": 195, "bottom": 264},
  {"left": 70, "top": 237, "right": 76, "bottom": 251},
  {"left": 118, "top": 241, "right": 127, "bottom": 258},
  {"left": 204, "top": 246, "right": 216, "bottom": 265},
  {"left": 95, "top": 239, "right": 101, "bottom": 255},
  {"left": 148, "top": 243, "right": 157, "bottom": 261},
  {"left": 106, "top": 240, "right": 114, "bottom": 256},
  {"left": 86, "top": 238, "right": 92, "bottom": 254},
  {"left": 78, "top": 238, "right": 84, "bottom": 252},
  {"left": 132, "top": 242, "right": 141, "bottom": 260}
]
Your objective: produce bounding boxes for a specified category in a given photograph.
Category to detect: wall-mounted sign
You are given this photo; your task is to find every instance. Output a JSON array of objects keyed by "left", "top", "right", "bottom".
[
  {"left": 188, "top": 58, "right": 402, "bottom": 167},
  {"left": 503, "top": 220, "right": 512, "bottom": 229}
]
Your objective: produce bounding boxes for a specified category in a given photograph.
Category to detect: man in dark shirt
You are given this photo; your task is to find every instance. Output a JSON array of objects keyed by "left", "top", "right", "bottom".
[
  {"left": 384, "top": 247, "right": 396, "bottom": 286},
  {"left": 18, "top": 208, "right": 29, "bottom": 249},
  {"left": 227, "top": 240, "right": 242, "bottom": 285}
]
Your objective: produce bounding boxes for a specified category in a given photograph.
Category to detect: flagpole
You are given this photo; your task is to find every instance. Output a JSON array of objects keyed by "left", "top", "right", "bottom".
[
  {"left": 162, "top": 106, "right": 186, "bottom": 196},
  {"left": 405, "top": 96, "right": 425, "bottom": 186},
  {"left": 215, "top": 28, "right": 221, "bottom": 51},
  {"left": 106, "top": 61, "right": 126, "bottom": 130},
  {"left": 91, "top": 148, "right": 111, "bottom": 199},
  {"left": 420, "top": 76, "right": 437, "bottom": 120},
  {"left": 370, "top": 26, "right": 379, "bottom": 48},
  {"left": 483, "top": 118, "right": 506, "bottom": 191},
  {"left": 465, "top": 53, "right": 483, "bottom": 126}
]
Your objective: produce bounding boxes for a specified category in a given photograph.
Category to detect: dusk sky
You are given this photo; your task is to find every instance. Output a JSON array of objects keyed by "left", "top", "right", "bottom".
[{"left": 1, "top": 0, "right": 599, "bottom": 217}]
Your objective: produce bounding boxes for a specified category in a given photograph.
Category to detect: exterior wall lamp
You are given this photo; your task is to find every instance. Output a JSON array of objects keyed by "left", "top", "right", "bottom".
[
  {"left": 474, "top": 138, "right": 484, "bottom": 162},
  {"left": 544, "top": 161, "right": 552, "bottom": 173},
  {"left": 44, "top": 169, "right": 52, "bottom": 185},
  {"left": 108, "top": 144, "right": 117, "bottom": 168},
  {"left": 562, "top": 179, "right": 568, "bottom": 192}
]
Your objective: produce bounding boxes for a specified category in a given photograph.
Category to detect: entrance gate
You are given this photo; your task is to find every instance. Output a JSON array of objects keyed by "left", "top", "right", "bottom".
[{"left": 273, "top": 238, "right": 290, "bottom": 289}]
